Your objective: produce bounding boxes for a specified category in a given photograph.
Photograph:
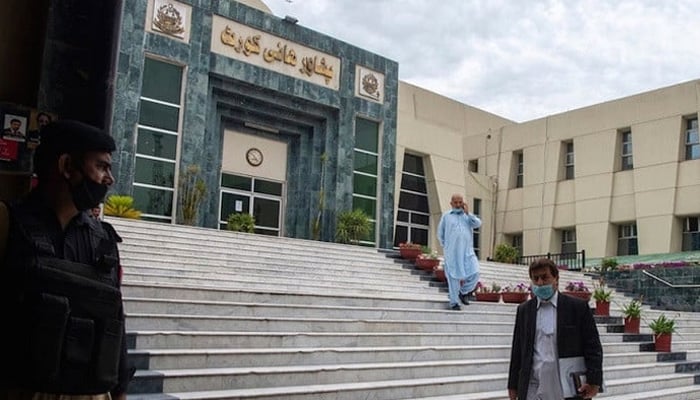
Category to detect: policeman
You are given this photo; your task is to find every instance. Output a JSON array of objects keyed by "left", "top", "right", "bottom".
[{"left": 0, "top": 120, "right": 129, "bottom": 399}]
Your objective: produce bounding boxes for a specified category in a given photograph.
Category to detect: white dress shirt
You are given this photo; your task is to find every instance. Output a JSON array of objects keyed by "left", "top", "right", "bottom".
[{"left": 527, "top": 291, "right": 564, "bottom": 400}]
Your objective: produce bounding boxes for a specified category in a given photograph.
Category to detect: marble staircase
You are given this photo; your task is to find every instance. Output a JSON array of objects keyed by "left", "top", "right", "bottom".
[{"left": 109, "top": 218, "right": 700, "bottom": 400}]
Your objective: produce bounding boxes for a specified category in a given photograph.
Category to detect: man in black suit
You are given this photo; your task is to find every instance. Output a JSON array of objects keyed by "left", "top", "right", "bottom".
[{"left": 508, "top": 258, "right": 603, "bottom": 400}]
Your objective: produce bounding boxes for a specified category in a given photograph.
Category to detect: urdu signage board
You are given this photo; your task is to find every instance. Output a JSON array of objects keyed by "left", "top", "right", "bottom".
[{"left": 211, "top": 15, "right": 341, "bottom": 91}]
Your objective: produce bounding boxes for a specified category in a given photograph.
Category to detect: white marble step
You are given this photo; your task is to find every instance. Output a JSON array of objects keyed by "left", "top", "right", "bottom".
[
  {"left": 125, "top": 313, "right": 516, "bottom": 333},
  {"left": 123, "top": 297, "right": 518, "bottom": 322},
  {"left": 132, "top": 359, "right": 684, "bottom": 393}
]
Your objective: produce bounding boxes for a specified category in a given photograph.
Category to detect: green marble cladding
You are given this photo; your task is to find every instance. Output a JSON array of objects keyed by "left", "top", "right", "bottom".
[{"left": 111, "top": 0, "right": 398, "bottom": 248}]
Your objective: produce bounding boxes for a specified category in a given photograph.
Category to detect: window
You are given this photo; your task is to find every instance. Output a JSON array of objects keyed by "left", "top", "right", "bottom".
[
  {"left": 560, "top": 229, "right": 577, "bottom": 256},
  {"left": 508, "top": 234, "right": 523, "bottom": 256},
  {"left": 620, "top": 129, "right": 633, "bottom": 171},
  {"left": 685, "top": 116, "right": 699, "bottom": 160},
  {"left": 473, "top": 198, "right": 481, "bottom": 258},
  {"left": 132, "top": 57, "right": 184, "bottom": 222},
  {"left": 513, "top": 151, "right": 523, "bottom": 188},
  {"left": 564, "top": 141, "right": 574, "bottom": 180},
  {"left": 394, "top": 153, "right": 429, "bottom": 247},
  {"left": 682, "top": 216, "right": 700, "bottom": 251},
  {"left": 353, "top": 118, "right": 380, "bottom": 245},
  {"left": 617, "top": 223, "right": 638, "bottom": 256},
  {"left": 468, "top": 159, "right": 479, "bottom": 173},
  {"left": 219, "top": 173, "right": 284, "bottom": 236}
]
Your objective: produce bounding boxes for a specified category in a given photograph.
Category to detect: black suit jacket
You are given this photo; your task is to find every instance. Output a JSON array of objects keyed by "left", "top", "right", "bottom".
[{"left": 508, "top": 292, "right": 603, "bottom": 400}]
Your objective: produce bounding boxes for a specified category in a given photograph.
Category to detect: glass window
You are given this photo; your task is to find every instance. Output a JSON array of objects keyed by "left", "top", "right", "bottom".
[
  {"left": 138, "top": 100, "right": 180, "bottom": 132},
  {"left": 561, "top": 229, "right": 577, "bottom": 254},
  {"left": 134, "top": 157, "right": 175, "bottom": 187},
  {"left": 222, "top": 174, "right": 252, "bottom": 191},
  {"left": 142, "top": 58, "right": 183, "bottom": 104},
  {"left": 564, "top": 142, "right": 575, "bottom": 180},
  {"left": 397, "top": 210, "right": 409, "bottom": 222},
  {"left": 394, "top": 225, "right": 408, "bottom": 247},
  {"left": 220, "top": 192, "right": 250, "bottom": 221},
  {"left": 617, "top": 223, "right": 638, "bottom": 256},
  {"left": 682, "top": 216, "right": 700, "bottom": 251},
  {"left": 411, "top": 213, "right": 429, "bottom": 225},
  {"left": 514, "top": 151, "right": 524, "bottom": 188},
  {"left": 403, "top": 154, "right": 425, "bottom": 175},
  {"left": 686, "top": 117, "right": 699, "bottom": 161},
  {"left": 620, "top": 129, "right": 633, "bottom": 170},
  {"left": 352, "top": 196, "right": 376, "bottom": 219},
  {"left": 398, "top": 192, "right": 429, "bottom": 213},
  {"left": 253, "top": 198, "right": 280, "bottom": 228},
  {"left": 468, "top": 159, "right": 478, "bottom": 173},
  {"left": 400, "top": 174, "right": 427, "bottom": 193},
  {"left": 355, "top": 118, "right": 379, "bottom": 153},
  {"left": 136, "top": 128, "right": 178, "bottom": 159},
  {"left": 410, "top": 227, "right": 428, "bottom": 245},
  {"left": 133, "top": 186, "right": 173, "bottom": 217},
  {"left": 254, "top": 179, "right": 283, "bottom": 196},
  {"left": 353, "top": 151, "right": 378, "bottom": 175},
  {"left": 353, "top": 174, "right": 377, "bottom": 197}
]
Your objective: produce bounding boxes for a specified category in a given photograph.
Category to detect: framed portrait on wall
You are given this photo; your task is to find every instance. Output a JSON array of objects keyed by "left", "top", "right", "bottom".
[{"left": 2, "top": 113, "right": 28, "bottom": 142}]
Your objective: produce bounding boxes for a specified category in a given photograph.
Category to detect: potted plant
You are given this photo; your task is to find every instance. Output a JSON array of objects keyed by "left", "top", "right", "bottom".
[
  {"left": 621, "top": 299, "right": 643, "bottom": 334},
  {"left": 178, "top": 164, "right": 207, "bottom": 225},
  {"left": 592, "top": 284, "right": 612, "bottom": 316},
  {"left": 335, "top": 209, "right": 372, "bottom": 245},
  {"left": 493, "top": 243, "right": 519, "bottom": 264},
  {"left": 226, "top": 212, "right": 255, "bottom": 233},
  {"left": 104, "top": 195, "right": 142, "bottom": 219},
  {"left": 399, "top": 242, "right": 423, "bottom": 260},
  {"left": 433, "top": 264, "right": 447, "bottom": 282},
  {"left": 563, "top": 281, "right": 591, "bottom": 301},
  {"left": 649, "top": 314, "right": 676, "bottom": 352},
  {"left": 415, "top": 247, "right": 440, "bottom": 271},
  {"left": 475, "top": 282, "right": 501, "bottom": 302},
  {"left": 500, "top": 282, "right": 530, "bottom": 304},
  {"left": 600, "top": 257, "right": 618, "bottom": 274}
]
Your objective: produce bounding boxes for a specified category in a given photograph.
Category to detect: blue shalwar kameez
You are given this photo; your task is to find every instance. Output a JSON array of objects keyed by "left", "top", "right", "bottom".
[{"left": 437, "top": 209, "right": 482, "bottom": 307}]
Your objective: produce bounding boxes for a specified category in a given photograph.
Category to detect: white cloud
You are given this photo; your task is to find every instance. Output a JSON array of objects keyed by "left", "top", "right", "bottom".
[{"left": 265, "top": 0, "right": 700, "bottom": 122}]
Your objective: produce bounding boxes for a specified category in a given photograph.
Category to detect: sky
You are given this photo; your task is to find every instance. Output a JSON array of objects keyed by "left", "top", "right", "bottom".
[{"left": 264, "top": 0, "right": 700, "bottom": 122}]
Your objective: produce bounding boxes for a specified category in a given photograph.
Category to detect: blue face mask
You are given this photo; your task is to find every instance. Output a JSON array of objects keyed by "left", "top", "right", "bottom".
[
  {"left": 532, "top": 284, "right": 555, "bottom": 300},
  {"left": 452, "top": 208, "right": 464, "bottom": 214}
]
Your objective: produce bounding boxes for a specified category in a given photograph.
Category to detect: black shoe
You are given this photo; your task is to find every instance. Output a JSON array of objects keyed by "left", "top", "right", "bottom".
[
  {"left": 459, "top": 293, "right": 470, "bottom": 305},
  {"left": 450, "top": 303, "right": 461, "bottom": 310}
]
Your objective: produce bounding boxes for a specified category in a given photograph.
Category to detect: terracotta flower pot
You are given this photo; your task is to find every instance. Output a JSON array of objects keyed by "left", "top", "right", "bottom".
[
  {"left": 475, "top": 292, "right": 501, "bottom": 302},
  {"left": 595, "top": 301, "right": 610, "bottom": 316},
  {"left": 563, "top": 291, "right": 592, "bottom": 302},
  {"left": 400, "top": 247, "right": 422, "bottom": 260},
  {"left": 415, "top": 257, "right": 440, "bottom": 271},
  {"left": 501, "top": 292, "right": 529, "bottom": 304},
  {"left": 624, "top": 317, "right": 640, "bottom": 334},
  {"left": 434, "top": 269, "right": 447, "bottom": 282},
  {"left": 654, "top": 333, "right": 672, "bottom": 352}
]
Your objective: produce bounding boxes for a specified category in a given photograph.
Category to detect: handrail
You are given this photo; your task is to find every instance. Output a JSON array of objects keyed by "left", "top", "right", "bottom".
[{"left": 641, "top": 269, "right": 700, "bottom": 288}]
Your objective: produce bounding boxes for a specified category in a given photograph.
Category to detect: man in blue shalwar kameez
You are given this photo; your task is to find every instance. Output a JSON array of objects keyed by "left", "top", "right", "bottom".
[{"left": 437, "top": 194, "right": 482, "bottom": 310}]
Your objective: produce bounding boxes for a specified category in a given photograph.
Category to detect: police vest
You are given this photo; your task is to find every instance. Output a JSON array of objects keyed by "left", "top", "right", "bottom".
[{"left": 1, "top": 203, "right": 123, "bottom": 394}]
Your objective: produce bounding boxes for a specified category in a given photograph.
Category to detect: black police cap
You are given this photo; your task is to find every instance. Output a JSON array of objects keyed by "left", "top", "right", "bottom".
[
  {"left": 34, "top": 120, "right": 116, "bottom": 175},
  {"left": 39, "top": 120, "right": 115, "bottom": 154}
]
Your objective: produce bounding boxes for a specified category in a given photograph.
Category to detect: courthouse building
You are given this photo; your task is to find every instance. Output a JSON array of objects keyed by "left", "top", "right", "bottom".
[{"left": 1, "top": 0, "right": 699, "bottom": 259}]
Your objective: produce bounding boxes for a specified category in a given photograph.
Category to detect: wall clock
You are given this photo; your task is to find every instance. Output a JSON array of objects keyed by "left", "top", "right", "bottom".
[{"left": 246, "top": 147, "right": 263, "bottom": 166}]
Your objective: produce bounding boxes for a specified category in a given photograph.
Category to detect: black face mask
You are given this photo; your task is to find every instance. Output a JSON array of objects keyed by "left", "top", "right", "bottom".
[{"left": 69, "top": 175, "right": 109, "bottom": 211}]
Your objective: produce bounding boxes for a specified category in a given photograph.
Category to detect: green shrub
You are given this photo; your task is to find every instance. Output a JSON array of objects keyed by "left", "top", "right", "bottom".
[
  {"left": 178, "top": 164, "right": 207, "bottom": 225},
  {"left": 335, "top": 209, "right": 372, "bottom": 244},
  {"left": 103, "top": 195, "right": 141, "bottom": 219},
  {"left": 600, "top": 257, "right": 618, "bottom": 273},
  {"left": 493, "top": 243, "right": 519, "bottom": 264},
  {"left": 649, "top": 314, "right": 676, "bottom": 335},
  {"left": 226, "top": 213, "right": 255, "bottom": 233}
]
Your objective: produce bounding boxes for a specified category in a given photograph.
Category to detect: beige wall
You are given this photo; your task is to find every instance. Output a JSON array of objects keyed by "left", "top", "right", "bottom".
[
  {"left": 396, "top": 81, "right": 513, "bottom": 254},
  {"left": 472, "top": 80, "right": 700, "bottom": 259},
  {"left": 222, "top": 129, "right": 288, "bottom": 182}
]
